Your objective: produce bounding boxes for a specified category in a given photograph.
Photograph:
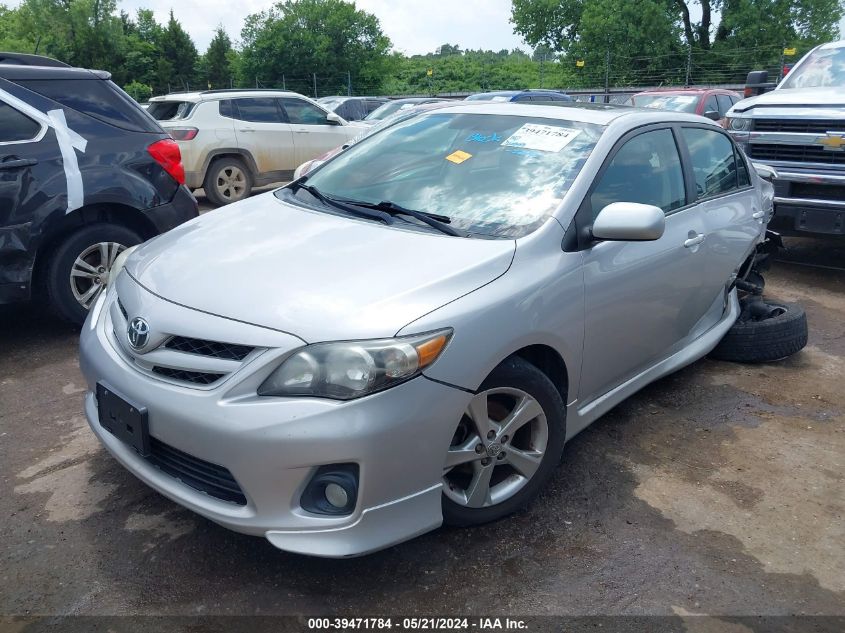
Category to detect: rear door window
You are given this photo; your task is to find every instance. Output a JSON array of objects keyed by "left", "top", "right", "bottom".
[
  {"left": 681, "top": 127, "right": 741, "bottom": 198},
  {"left": 0, "top": 101, "right": 41, "bottom": 143},
  {"left": 279, "top": 98, "right": 329, "bottom": 125},
  {"left": 16, "top": 78, "right": 160, "bottom": 132},
  {"left": 232, "top": 97, "right": 285, "bottom": 123},
  {"left": 148, "top": 100, "right": 195, "bottom": 121},
  {"left": 591, "top": 128, "right": 686, "bottom": 218}
]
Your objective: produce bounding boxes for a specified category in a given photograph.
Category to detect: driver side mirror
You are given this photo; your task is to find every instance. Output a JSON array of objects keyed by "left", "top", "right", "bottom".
[
  {"left": 703, "top": 110, "right": 721, "bottom": 121},
  {"left": 592, "top": 202, "right": 665, "bottom": 242},
  {"left": 326, "top": 112, "right": 343, "bottom": 125}
]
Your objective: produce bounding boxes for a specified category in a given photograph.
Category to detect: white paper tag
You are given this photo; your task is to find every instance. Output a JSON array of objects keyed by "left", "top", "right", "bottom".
[{"left": 502, "top": 123, "right": 581, "bottom": 152}]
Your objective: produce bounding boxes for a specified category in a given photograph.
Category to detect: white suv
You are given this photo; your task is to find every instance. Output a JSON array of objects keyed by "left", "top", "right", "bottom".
[{"left": 147, "top": 90, "right": 365, "bottom": 206}]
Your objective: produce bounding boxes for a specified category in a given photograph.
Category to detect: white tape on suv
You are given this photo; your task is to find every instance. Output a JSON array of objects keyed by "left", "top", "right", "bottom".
[{"left": 0, "top": 87, "right": 88, "bottom": 213}]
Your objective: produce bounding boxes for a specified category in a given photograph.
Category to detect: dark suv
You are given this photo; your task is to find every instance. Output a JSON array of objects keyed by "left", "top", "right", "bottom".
[{"left": 0, "top": 54, "right": 197, "bottom": 324}]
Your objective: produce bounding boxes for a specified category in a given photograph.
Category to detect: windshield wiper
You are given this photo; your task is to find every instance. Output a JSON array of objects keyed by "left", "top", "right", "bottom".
[
  {"left": 350, "top": 200, "right": 468, "bottom": 237},
  {"left": 290, "top": 180, "right": 393, "bottom": 225}
]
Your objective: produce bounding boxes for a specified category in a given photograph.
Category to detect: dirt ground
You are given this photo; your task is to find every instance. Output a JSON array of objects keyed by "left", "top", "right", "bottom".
[{"left": 0, "top": 237, "right": 842, "bottom": 631}]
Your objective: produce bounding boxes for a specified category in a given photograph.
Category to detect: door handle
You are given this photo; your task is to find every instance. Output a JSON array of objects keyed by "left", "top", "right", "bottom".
[
  {"left": 752, "top": 210, "right": 765, "bottom": 220},
  {"left": 684, "top": 233, "right": 706, "bottom": 248},
  {"left": 238, "top": 129, "right": 256, "bottom": 133},
  {"left": 294, "top": 130, "right": 309, "bottom": 134},
  {"left": 0, "top": 158, "right": 37, "bottom": 170}
]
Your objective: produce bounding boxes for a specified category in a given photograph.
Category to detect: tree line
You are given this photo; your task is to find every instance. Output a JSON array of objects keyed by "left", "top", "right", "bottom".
[{"left": 0, "top": 0, "right": 841, "bottom": 102}]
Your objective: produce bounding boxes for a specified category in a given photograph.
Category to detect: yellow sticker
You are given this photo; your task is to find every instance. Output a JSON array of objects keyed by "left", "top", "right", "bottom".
[{"left": 446, "top": 150, "right": 472, "bottom": 164}]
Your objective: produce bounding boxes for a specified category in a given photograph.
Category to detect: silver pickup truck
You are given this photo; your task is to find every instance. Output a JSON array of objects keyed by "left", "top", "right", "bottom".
[{"left": 726, "top": 40, "right": 845, "bottom": 237}]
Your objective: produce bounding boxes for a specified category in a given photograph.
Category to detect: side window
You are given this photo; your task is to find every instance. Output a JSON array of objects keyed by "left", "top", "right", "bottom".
[
  {"left": 279, "top": 98, "right": 330, "bottom": 125},
  {"left": 681, "top": 127, "right": 740, "bottom": 198},
  {"left": 590, "top": 129, "right": 686, "bottom": 219},
  {"left": 716, "top": 95, "right": 733, "bottom": 117},
  {"left": 735, "top": 146, "right": 750, "bottom": 187},
  {"left": 219, "top": 99, "right": 234, "bottom": 118},
  {"left": 232, "top": 98, "right": 284, "bottom": 123},
  {"left": 0, "top": 100, "right": 41, "bottom": 142},
  {"left": 703, "top": 95, "right": 719, "bottom": 115}
]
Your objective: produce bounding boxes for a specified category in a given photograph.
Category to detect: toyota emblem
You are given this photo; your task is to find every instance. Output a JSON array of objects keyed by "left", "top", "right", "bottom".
[{"left": 127, "top": 317, "right": 150, "bottom": 351}]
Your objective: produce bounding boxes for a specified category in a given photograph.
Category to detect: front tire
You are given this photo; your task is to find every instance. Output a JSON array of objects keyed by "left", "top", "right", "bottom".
[
  {"left": 204, "top": 157, "right": 252, "bottom": 206},
  {"left": 442, "top": 357, "right": 566, "bottom": 527},
  {"left": 44, "top": 223, "right": 142, "bottom": 325}
]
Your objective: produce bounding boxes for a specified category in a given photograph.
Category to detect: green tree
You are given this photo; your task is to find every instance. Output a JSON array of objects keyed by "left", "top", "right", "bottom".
[
  {"left": 240, "top": 0, "right": 392, "bottom": 96},
  {"left": 204, "top": 26, "right": 234, "bottom": 89},
  {"left": 158, "top": 11, "right": 198, "bottom": 91}
]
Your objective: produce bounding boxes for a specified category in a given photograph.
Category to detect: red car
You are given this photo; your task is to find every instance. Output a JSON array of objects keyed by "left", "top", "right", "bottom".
[{"left": 625, "top": 88, "right": 743, "bottom": 127}]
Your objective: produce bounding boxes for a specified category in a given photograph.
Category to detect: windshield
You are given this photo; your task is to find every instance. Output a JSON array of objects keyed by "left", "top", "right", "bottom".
[
  {"left": 365, "top": 101, "right": 423, "bottom": 121},
  {"left": 147, "top": 100, "right": 195, "bottom": 120},
  {"left": 292, "top": 112, "right": 603, "bottom": 238},
  {"left": 781, "top": 44, "right": 845, "bottom": 89},
  {"left": 630, "top": 94, "right": 699, "bottom": 112}
]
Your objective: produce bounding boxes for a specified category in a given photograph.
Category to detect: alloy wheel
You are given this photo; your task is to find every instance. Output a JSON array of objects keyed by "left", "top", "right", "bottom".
[
  {"left": 443, "top": 387, "right": 549, "bottom": 508},
  {"left": 216, "top": 165, "right": 247, "bottom": 200},
  {"left": 69, "top": 241, "right": 127, "bottom": 309}
]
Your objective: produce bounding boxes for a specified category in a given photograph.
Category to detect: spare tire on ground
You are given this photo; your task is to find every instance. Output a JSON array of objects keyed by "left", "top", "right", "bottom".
[{"left": 710, "top": 299, "right": 808, "bottom": 363}]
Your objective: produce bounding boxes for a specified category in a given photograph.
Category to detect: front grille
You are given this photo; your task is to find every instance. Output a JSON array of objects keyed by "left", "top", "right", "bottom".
[
  {"left": 791, "top": 182, "right": 845, "bottom": 201},
  {"left": 754, "top": 119, "right": 845, "bottom": 133},
  {"left": 117, "top": 299, "right": 128, "bottom": 320},
  {"left": 148, "top": 437, "right": 246, "bottom": 505},
  {"left": 165, "top": 336, "right": 253, "bottom": 361},
  {"left": 749, "top": 143, "right": 845, "bottom": 166},
  {"left": 152, "top": 366, "right": 224, "bottom": 385}
]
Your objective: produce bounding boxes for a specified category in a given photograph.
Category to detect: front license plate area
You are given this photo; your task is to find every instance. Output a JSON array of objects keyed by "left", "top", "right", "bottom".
[{"left": 97, "top": 383, "right": 150, "bottom": 457}]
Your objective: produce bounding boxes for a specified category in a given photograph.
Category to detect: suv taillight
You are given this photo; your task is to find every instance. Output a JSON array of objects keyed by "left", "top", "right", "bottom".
[
  {"left": 147, "top": 139, "right": 185, "bottom": 185},
  {"left": 168, "top": 127, "right": 198, "bottom": 141}
]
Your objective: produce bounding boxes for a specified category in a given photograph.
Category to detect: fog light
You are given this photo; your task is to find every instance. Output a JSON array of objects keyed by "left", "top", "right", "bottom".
[
  {"left": 300, "top": 464, "right": 359, "bottom": 516},
  {"left": 325, "top": 482, "right": 349, "bottom": 508}
]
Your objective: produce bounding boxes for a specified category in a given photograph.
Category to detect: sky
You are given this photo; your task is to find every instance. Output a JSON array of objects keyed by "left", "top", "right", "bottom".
[
  {"left": 4, "top": 0, "right": 845, "bottom": 54},
  {"left": 128, "top": 0, "right": 527, "bottom": 53}
]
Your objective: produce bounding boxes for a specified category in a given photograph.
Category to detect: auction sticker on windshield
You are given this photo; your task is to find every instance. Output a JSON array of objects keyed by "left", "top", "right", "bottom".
[{"left": 501, "top": 124, "right": 581, "bottom": 152}]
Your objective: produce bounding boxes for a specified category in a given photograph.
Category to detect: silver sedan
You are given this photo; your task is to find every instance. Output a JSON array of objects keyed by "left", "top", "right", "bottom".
[{"left": 79, "top": 103, "right": 772, "bottom": 556}]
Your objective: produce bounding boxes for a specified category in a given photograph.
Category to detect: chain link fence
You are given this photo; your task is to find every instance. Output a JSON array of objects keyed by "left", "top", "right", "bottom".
[{"left": 167, "top": 43, "right": 799, "bottom": 101}]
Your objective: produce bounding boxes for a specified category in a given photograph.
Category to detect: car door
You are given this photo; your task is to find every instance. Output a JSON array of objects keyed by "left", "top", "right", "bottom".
[
  {"left": 679, "top": 125, "right": 762, "bottom": 307},
  {"left": 0, "top": 96, "right": 49, "bottom": 227},
  {"left": 279, "top": 96, "right": 355, "bottom": 166},
  {"left": 0, "top": 94, "right": 53, "bottom": 297},
  {"left": 230, "top": 97, "right": 296, "bottom": 173},
  {"left": 716, "top": 94, "right": 734, "bottom": 127},
  {"left": 577, "top": 126, "right": 715, "bottom": 405}
]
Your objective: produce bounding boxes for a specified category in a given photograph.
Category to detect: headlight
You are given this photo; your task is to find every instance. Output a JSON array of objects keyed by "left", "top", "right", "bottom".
[
  {"left": 727, "top": 117, "right": 752, "bottom": 132},
  {"left": 258, "top": 329, "right": 452, "bottom": 400},
  {"left": 108, "top": 244, "right": 139, "bottom": 283}
]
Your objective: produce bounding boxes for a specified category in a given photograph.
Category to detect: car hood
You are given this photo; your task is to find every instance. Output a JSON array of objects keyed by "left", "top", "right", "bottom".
[
  {"left": 126, "top": 192, "right": 516, "bottom": 342},
  {"left": 731, "top": 87, "right": 845, "bottom": 115}
]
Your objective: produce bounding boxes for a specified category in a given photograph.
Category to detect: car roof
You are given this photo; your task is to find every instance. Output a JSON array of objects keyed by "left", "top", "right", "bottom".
[
  {"left": 417, "top": 101, "right": 714, "bottom": 127},
  {"left": 0, "top": 64, "right": 110, "bottom": 81},
  {"left": 149, "top": 89, "right": 303, "bottom": 103},
  {"left": 632, "top": 88, "right": 737, "bottom": 96}
]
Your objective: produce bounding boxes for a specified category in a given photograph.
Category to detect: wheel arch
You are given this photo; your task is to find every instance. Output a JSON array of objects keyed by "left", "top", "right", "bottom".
[
  {"left": 507, "top": 344, "right": 569, "bottom": 406},
  {"left": 32, "top": 203, "right": 156, "bottom": 290},
  {"left": 201, "top": 149, "right": 259, "bottom": 181}
]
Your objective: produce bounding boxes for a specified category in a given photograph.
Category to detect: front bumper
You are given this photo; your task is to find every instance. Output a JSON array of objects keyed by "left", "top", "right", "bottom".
[
  {"left": 750, "top": 164, "right": 845, "bottom": 236},
  {"left": 79, "top": 282, "right": 471, "bottom": 557}
]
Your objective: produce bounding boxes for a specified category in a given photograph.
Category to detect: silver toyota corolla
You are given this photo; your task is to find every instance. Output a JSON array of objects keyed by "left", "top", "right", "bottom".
[{"left": 80, "top": 103, "right": 772, "bottom": 557}]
